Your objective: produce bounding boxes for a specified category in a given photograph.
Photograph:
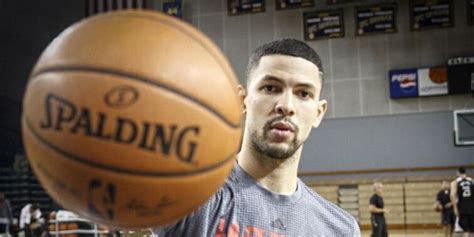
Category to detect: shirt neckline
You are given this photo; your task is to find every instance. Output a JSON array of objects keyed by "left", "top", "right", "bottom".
[{"left": 233, "top": 162, "right": 303, "bottom": 205}]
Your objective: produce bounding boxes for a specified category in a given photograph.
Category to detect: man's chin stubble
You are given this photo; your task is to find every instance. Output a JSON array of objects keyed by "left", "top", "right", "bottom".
[{"left": 250, "top": 132, "right": 301, "bottom": 160}]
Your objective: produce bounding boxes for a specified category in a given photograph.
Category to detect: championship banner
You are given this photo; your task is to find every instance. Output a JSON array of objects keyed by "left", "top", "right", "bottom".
[
  {"left": 355, "top": 4, "right": 397, "bottom": 36},
  {"left": 163, "top": 0, "right": 182, "bottom": 18},
  {"left": 228, "top": 0, "right": 265, "bottom": 16},
  {"left": 410, "top": 0, "right": 453, "bottom": 30},
  {"left": 469, "top": 0, "right": 474, "bottom": 25},
  {"left": 390, "top": 69, "right": 418, "bottom": 99},
  {"left": 86, "top": 0, "right": 147, "bottom": 16},
  {"left": 304, "top": 9, "right": 344, "bottom": 40},
  {"left": 327, "top": 0, "right": 370, "bottom": 5},
  {"left": 389, "top": 67, "right": 448, "bottom": 99},
  {"left": 276, "top": 0, "right": 314, "bottom": 10}
]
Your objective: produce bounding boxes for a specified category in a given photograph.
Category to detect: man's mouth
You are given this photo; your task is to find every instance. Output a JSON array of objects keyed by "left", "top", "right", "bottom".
[
  {"left": 270, "top": 121, "right": 295, "bottom": 132},
  {"left": 267, "top": 121, "right": 295, "bottom": 141}
]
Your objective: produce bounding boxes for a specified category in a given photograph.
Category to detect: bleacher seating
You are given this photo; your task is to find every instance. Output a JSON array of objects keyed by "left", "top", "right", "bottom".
[{"left": 306, "top": 175, "right": 454, "bottom": 230}]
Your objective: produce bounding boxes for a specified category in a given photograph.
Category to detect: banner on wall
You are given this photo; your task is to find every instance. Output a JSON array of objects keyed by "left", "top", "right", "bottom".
[
  {"left": 447, "top": 56, "right": 474, "bottom": 94},
  {"left": 389, "top": 66, "right": 448, "bottom": 99},
  {"left": 327, "top": 0, "right": 370, "bottom": 5},
  {"left": 303, "top": 9, "right": 344, "bottom": 40},
  {"left": 163, "top": 0, "right": 182, "bottom": 18},
  {"left": 85, "top": 0, "right": 147, "bottom": 16},
  {"left": 355, "top": 4, "right": 397, "bottom": 36},
  {"left": 390, "top": 69, "right": 419, "bottom": 98},
  {"left": 469, "top": 0, "right": 474, "bottom": 25},
  {"left": 227, "top": 0, "right": 265, "bottom": 16},
  {"left": 410, "top": 0, "right": 453, "bottom": 30},
  {"left": 418, "top": 66, "right": 448, "bottom": 96},
  {"left": 275, "top": 0, "right": 314, "bottom": 10}
]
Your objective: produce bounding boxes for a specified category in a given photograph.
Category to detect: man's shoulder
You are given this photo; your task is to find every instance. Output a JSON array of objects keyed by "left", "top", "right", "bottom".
[
  {"left": 369, "top": 194, "right": 379, "bottom": 202},
  {"left": 299, "top": 182, "right": 360, "bottom": 234},
  {"left": 20, "top": 204, "right": 31, "bottom": 213}
]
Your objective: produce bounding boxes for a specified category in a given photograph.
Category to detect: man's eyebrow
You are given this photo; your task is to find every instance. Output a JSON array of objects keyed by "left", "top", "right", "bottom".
[
  {"left": 294, "top": 82, "right": 316, "bottom": 90},
  {"left": 260, "top": 75, "right": 317, "bottom": 90},
  {"left": 260, "top": 75, "right": 283, "bottom": 84}
]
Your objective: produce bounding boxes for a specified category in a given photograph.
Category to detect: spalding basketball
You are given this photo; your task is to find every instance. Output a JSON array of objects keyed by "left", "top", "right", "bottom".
[{"left": 22, "top": 10, "right": 242, "bottom": 228}]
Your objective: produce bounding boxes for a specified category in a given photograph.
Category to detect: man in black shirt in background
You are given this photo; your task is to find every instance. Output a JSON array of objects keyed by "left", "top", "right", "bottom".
[
  {"left": 451, "top": 167, "right": 474, "bottom": 236},
  {"left": 369, "top": 182, "right": 389, "bottom": 237},
  {"left": 435, "top": 181, "right": 455, "bottom": 237}
]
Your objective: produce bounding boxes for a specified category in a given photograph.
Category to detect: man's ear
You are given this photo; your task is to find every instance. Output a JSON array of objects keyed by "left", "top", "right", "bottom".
[
  {"left": 237, "top": 84, "right": 247, "bottom": 114},
  {"left": 313, "top": 99, "right": 327, "bottom": 128}
]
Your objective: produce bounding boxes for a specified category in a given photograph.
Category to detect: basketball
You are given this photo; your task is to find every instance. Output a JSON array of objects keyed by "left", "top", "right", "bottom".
[{"left": 21, "top": 10, "right": 243, "bottom": 229}]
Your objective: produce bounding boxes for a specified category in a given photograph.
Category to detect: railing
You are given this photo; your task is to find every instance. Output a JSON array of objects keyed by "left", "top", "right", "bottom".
[{"left": 49, "top": 218, "right": 109, "bottom": 237}]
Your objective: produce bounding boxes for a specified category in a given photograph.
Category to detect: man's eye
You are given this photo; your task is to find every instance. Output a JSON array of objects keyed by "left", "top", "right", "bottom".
[
  {"left": 298, "top": 91, "right": 312, "bottom": 99},
  {"left": 263, "top": 85, "right": 277, "bottom": 93}
]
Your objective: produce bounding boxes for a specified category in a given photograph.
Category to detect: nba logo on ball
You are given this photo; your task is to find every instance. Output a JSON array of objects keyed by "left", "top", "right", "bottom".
[{"left": 22, "top": 11, "right": 243, "bottom": 229}]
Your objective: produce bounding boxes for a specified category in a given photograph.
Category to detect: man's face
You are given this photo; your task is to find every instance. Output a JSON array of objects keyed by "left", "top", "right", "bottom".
[
  {"left": 375, "top": 186, "right": 384, "bottom": 195},
  {"left": 242, "top": 54, "right": 327, "bottom": 160},
  {"left": 441, "top": 181, "right": 449, "bottom": 190}
]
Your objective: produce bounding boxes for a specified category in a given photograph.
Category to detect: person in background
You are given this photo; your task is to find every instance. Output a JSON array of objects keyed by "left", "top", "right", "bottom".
[
  {"left": 369, "top": 182, "right": 389, "bottom": 237},
  {"left": 451, "top": 167, "right": 474, "bottom": 237},
  {"left": 435, "top": 181, "right": 455, "bottom": 237},
  {"left": 19, "top": 204, "right": 44, "bottom": 237},
  {"left": 0, "top": 193, "right": 13, "bottom": 237}
]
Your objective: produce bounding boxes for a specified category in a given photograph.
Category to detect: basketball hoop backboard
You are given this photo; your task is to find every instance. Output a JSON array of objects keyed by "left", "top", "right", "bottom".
[{"left": 454, "top": 109, "right": 474, "bottom": 146}]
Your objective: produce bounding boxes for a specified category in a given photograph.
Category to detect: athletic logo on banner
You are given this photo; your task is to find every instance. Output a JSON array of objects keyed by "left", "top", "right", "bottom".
[
  {"left": 389, "top": 69, "right": 418, "bottom": 98},
  {"left": 418, "top": 66, "right": 448, "bottom": 96}
]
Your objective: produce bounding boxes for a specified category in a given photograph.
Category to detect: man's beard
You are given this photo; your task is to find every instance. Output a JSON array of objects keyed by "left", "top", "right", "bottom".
[{"left": 250, "top": 116, "right": 302, "bottom": 160}]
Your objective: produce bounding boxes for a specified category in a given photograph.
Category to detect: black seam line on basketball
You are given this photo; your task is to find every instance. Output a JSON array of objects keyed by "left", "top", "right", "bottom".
[
  {"left": 24, "top": 116, "right": 236, "bottom": 177},
  {"left": 31, "top": 66, "right": 241, "bottom": 129}
]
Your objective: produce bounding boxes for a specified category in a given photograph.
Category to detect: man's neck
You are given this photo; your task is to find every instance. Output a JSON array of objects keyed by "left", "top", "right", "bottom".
[{"left": 236, "top": 145, "right": 301, "bottom": 195}]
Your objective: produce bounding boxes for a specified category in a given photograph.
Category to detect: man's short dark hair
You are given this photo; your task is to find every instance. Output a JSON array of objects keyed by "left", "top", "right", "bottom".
[
  {"left": 30, "top": 203, "right": 39, "bottom": 212},
  {"left": 246, "top": 38, "right": 324, "bottom": 85},
  {"left": 458, "top": 166, "right": 466, "bottom": 174}
]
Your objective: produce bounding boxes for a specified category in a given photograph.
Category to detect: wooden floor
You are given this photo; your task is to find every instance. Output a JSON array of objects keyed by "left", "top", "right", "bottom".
[{"left": 361, "top": 229, "right": 450, "bottom": 237}]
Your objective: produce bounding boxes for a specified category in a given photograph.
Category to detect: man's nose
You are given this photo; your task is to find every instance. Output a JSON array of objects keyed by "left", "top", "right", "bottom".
[{"left": 275, "top": 92, "right": 295, "bottom": 116}]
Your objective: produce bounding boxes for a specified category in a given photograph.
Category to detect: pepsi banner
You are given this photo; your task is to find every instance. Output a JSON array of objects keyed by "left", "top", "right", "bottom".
[
  {"left": 304, "top": 9, "right": 344, "bottom": 40},
  {"left": 390, "top": 66, "right": 448, "bottom": 98},
  {"left": 355, "top": 4, "right": 397, "bottom": 36},
  {"left": 227, "top": 0, "right": 265, "bottom": 16},
  {"left": 390, "top": 69, "right": 418, "bottom": 98}
]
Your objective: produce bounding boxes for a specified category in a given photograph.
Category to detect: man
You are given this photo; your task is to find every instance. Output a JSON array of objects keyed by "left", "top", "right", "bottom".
[
  {"left": 154, "top": 39, "right": 360, "bottom": 236},
  {"left": 369, "top": 182, "right": 388, "bottom": 237},
  {"left": 451, "top": 167, "right": 474, "bottom": 237},
  {"left": 435, "top": 181, "right": 455, "bottom": 237},
  {"left": 0, "top": 193, "right": 13, "bottom": 236},
  {"left": 19, "top": 204, "right": 44, "bottom": 237}
]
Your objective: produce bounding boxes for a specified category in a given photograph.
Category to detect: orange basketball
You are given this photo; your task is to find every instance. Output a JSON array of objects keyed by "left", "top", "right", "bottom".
[{"left": 21, "top": 10, "right": 242, "bottom": 229}]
